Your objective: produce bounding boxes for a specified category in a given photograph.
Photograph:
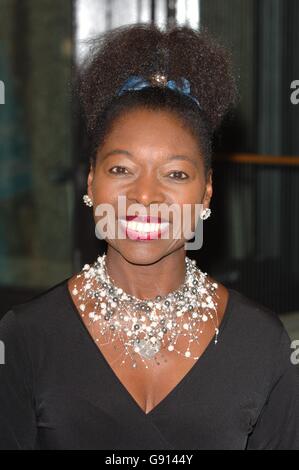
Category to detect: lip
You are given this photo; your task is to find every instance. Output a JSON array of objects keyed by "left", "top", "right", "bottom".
[
  {"left": 118, "top": 218, "right": 170, "bottom": 241},
  {"left": 124, "top": 215, "right": 168, "bottom": 223}
]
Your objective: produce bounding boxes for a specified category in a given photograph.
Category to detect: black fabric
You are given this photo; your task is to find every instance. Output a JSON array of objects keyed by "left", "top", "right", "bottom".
[{"left": 0, "top": 279, "right": 299, "bottom": 450}]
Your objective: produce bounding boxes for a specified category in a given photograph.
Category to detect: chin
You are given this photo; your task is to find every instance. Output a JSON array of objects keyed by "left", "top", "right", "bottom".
[{"left": 107, "top": 239, "right": 183, "bottom": 266}]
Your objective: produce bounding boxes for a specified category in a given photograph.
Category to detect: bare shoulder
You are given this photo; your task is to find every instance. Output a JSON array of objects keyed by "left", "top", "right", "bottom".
[
  {"left": 67, "top": 271, "right": 85, "bottom": 305},
  {"left": 67, "top": 272, "right": 81, "bottom": 291},
  {"left": 206, "top": 275, "right": 230, "bottom": 325}
]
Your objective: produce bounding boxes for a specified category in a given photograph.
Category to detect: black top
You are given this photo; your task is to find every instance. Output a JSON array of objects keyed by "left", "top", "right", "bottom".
[{"left": 0, "top": 279, "right": 299, "bottom": 450}]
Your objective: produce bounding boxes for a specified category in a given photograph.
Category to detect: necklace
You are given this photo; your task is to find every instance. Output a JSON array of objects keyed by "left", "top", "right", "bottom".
[{"left": 71, "top": 254, "right": 220, "bottom": 368}]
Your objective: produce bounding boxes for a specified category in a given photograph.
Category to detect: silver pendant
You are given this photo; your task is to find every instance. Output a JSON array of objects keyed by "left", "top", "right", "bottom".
[{"left": 134, "top": 338, "right": 161, "bottom": 359}]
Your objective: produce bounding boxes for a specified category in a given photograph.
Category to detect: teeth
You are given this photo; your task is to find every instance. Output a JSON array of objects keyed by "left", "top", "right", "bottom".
[
  {"left": 120, "top": 220, "right": 169, "bottom": 233},
  {"left": 129, "top": 221, "right": 137, "bottom": 231},
  {"left": 135, "top": 222, "right": 145, "bottom": 232},
  {"left": 131, "top": 221, "right": 157, "bottom": 232}
]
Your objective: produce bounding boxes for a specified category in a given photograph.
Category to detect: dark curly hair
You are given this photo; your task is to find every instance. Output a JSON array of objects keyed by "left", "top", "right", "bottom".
[{"left": 76, "top": 23, "right": 237, "bottom": 174}]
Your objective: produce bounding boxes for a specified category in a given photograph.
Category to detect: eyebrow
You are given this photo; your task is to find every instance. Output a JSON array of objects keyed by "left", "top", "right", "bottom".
[
  {"left": 102, "top": 149, "right": 133, "bottom": 160},
  {"left": 101, "top": 149, "right": 198, "bottom": 167}
]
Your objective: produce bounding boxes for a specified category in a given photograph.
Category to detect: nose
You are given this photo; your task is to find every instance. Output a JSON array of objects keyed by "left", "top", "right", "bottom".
[{"left": 126, "top": 173, "right": 165, "bottom": 207}]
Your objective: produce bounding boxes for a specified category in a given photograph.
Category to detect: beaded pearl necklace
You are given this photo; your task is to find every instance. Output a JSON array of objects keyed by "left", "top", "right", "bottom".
[{"left": 71, "top": 254, "right": 220, "bottom": 369}]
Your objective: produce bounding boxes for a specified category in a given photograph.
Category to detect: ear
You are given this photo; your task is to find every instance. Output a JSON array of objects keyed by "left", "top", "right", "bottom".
[
  {"left": 203, "top": 169, "right": 213, "bottom": 206},
  {"left": 87, "top": 165, "right": 94, "bottom": 202}
]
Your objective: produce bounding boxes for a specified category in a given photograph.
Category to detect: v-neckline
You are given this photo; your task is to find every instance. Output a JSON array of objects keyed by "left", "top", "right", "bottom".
[{"left": 64, "top": 279, "right": 234, "bottom": 418}]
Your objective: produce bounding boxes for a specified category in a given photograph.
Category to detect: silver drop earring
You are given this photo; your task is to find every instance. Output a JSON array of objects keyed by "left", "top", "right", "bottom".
[
  {"left": 200, "top": 208, "right": 211, "bottom": 220},
  {"left": 83, "top": 194, "right": 93, "bottom": 207}
]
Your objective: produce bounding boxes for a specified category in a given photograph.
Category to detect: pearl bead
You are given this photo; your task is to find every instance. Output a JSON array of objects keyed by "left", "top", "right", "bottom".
[{"left": 75, "top": 253, "right": 219, "bottom": 369}]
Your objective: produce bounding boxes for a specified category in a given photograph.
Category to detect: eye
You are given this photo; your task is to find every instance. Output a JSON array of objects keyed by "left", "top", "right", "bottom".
[
  {"left": 108, "top": 166, "right": 130, "bottom": 175},
  {"left": 168, "top": 171, "right": 189, "bottom": 180}
]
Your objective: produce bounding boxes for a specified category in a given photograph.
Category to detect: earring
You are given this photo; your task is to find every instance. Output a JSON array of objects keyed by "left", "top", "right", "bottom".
[
  {"left": 83, "top": 194, "right": 93, "bottom": 207},
  {"left": 200, "top": 208, "right": 211, "bottom": 220}
]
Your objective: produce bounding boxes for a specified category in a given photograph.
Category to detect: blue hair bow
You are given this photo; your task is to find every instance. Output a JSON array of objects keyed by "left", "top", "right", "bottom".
[{"left": 117, "top": 75, "right": 201, "bottom": 109}]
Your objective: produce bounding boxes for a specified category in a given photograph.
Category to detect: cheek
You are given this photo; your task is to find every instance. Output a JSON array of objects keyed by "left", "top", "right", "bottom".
[
  {"left": 93, "top": 181, "right": 113, "bottom": 202},
  {"left": 171, "top": 181, "right": 205, "bottom": 206},
  {"left": 173, "top": 181, "right": 206, "bottom": 232},
  {"left": 91, "top": 169, "right": 120, "bottom": 204}
]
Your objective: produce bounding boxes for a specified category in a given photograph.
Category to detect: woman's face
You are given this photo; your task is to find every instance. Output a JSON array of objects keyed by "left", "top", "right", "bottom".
[{"left": 87, "top": 108, "right": 212, "bottom": 265}]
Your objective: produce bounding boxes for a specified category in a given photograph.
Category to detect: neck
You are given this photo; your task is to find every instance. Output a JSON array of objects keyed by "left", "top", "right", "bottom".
[{"left": 104, "top": 247, "right": 187, "bottom": 300}]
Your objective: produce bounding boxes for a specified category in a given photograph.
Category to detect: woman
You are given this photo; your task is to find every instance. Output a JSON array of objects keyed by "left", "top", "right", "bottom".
[{"left": 0, "top": 24, "right": 298, "bottom": 450}]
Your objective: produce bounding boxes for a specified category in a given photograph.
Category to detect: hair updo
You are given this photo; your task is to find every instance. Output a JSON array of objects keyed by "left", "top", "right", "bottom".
[{"left": 76, "top": 23, "right": 238, "bottom": 174}]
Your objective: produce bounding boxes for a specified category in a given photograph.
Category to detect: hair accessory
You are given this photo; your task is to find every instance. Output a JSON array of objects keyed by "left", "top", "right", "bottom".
[
  {"left": 150, "top": 72, "right": 168, "bottom": 86},
  {"left": 117, "top": 74, "right": 201, "bottom": 109}
]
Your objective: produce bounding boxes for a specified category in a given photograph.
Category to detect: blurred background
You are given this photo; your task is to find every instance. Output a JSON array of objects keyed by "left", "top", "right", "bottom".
[{"left": 0, "top": 0, "right": 298, "bottom": 338}]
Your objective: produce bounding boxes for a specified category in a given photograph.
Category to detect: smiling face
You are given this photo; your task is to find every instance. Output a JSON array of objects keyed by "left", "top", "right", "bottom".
[{"left": 87, "top": 107, "right": 212, "bottom": 265}]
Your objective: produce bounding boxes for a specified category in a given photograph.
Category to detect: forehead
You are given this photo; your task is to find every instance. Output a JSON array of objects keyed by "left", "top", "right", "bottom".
[{"left": 102, "top": 108, "right": 200, "bottom": 153}]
